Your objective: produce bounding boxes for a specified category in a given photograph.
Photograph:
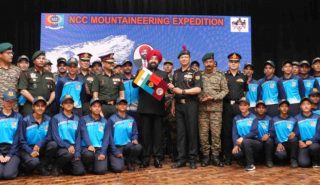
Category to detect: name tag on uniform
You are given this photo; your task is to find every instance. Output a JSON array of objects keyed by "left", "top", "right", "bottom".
[
  {"left": 236, "top": 78, "right": 244, "bottom": 83},
  {"left": 30, "top": 73, "right": 38, "bottom": 79}
]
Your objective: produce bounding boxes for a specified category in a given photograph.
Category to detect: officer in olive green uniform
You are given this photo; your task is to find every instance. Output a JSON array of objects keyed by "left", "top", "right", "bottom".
[
  {"left": 77, "top": 52, "right": 94, "bottom": 115},
  {"left": 92, "top": 53, "right": 124, "bottom": 118},
  {"left": 18, "top": 51, "right": 55, "bottom": 116},
  {"left": 198, "top": 53, "right": 228, "bottom": 167},
  {"left": 168, "top": 46, "right": 202, "bottom": 169}
]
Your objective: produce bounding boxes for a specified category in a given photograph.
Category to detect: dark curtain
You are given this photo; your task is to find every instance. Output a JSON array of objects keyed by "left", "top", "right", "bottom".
[{"left": 0, "top": 0, "right": 319, "bottom": 78}]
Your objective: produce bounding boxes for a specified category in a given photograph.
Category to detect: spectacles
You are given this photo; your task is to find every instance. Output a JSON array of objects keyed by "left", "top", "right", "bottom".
[{"left": 3, "top": 51, "right": 14, "bottom": 55}]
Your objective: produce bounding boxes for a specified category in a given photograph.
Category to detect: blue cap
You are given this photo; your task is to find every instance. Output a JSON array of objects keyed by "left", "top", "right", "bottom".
[
  {"left": 309, "top": 88, "right": 320, "bottom": 96},
  {"left": 255, "top": 100, "right": 266, "bottom": 107},
  {"left": 2, "top": 90, "right": 17, "bottom": 101},
  {"left": 279, "top": 99, "right": 290, "bottom": 106},
  {"left": 32, "top": 96, "right": 47, "bottom": 105},
  {"left": 61, "top": 95, "right": 74, "bottom": 103},
  {"left": 67, "top": 57, "right": 78, "bottom": 66},
  {"left": 90, "top": 98, "right": 102, "bottom": 106},
  {"left": 116, "top": 99, "right": 128, "bottom": 105}
]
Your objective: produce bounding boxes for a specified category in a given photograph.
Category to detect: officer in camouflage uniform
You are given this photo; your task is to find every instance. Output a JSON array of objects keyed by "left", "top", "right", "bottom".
[
  {"left": 0, "top": 42, "right": 21, "bottom": 112},
  {"left": 199, "top": 52, "right": 228, "bottom": 167},
  {"left": 77, "top": 52, "right": 94, "bottom": 115}
]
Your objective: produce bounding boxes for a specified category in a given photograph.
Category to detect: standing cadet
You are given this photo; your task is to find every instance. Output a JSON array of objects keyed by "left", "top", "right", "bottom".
[
  {"left": 92, "top": 53, "right": 124, "bottom": 118},
  {"left": 309, "top": 88, "right": 320, "bottom": 115},
  {"left": 108, "top": 99, "right": 142, "bottom": 171},
  {"left": 77, "top": 52, "right": 94, "bottom": 115},
  {"left": 270, "top": 99, "right": 299, "bottom": 168},
  {"left": 54, "top": 57, "right": 68, "bottom": 82},
  {"left": 191, "top": 61, "right": 200, "bottom": 72},
  {"left": 163, "top": 60, "right": 177, "bottom": 161},
  {"left": 294, "top": 97, "right": 320, "bottom": 167},
  {"left": 279, "top": 60, "right": 305, "bottom": 116},
  {"left": 91, "top": 60, "right": 103, "bottom": 75},
  {"left": 222, "top": 52, "right": 248, "bottom": 165},
  {"left": 312, "top": 57, "right": 320, "bottom": 84},
  {"left": 292, "top": 61, "right": 300, "bottom": 76},
  {"left": 231, "top": 97, "right": 257, "bottom": 171},
  {"left": 299, "top": 60, "right": 319, "bottom": 97},
  {"left": 168, "top": 46, "right": 202, "bottom": 169},
  {"left": 19, "top": 96, "right": 57, "bottom": 176},
  {"left": 44, "top": 59, "right": 53, "bottom": 73},
  {"left": 0, "top": 90, "right": 22, "bottom": 179},
  {"left": 137, "top": 49, "right": 168, "bottom": 168},
  {"left": 18, "top": 51, "right": 55, "bottom": 116},
  {"left": 198, "top": 52, "right": 228, "bottom": 167},
  {"left": 80, "top": 98, "right": 124, "bottom": 174},
  {"left": 50, "top": 95, "right": 85, "bottom": 176},
  {"left": 0, "top": 42, "right": 21, "bottom": 111},
  {"left": 257, "top": 60, "right": 284, "bottom": 117},
  {"left": 55, "top": 57, "right": 86, "bottom": 116},
  {"left": 243, "top": 63, "right": 259, "bottom": 111},
  {"left": 16, "top": 55, "right": 30, "bottom": 72}
]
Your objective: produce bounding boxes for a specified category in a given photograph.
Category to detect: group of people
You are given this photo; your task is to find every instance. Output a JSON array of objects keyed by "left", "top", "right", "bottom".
[{"left": 0, "top": 41, "right": 320, "bottom": 180}]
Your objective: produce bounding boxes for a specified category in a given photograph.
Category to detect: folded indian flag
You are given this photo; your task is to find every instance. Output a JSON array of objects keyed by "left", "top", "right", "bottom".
[{"left": 133, "top": 68, "right": 168, "bottom": 101}]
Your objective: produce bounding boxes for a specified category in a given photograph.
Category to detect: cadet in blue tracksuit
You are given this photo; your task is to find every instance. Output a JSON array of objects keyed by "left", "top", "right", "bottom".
[
  {"left": 279, "top": 60, "right": 305, "bottom": 116},
  {"left": 312, "top": 57, "right": 320, "bottom": 85},
  {"left": 309, "top": 88, "right": 320, "bottom": 115},
  {"left": 50, "top": 95, "right": 85, "bottom": 176},
  {"left": 108, "top": 99, "right": 142, "bottom": 171},
  {"left": 55, "top": 57, "right": 86, "bottom": 116},
  {"left": 250, "top": 100, "right": 274, "bottom": 168},
  {"left": 257, "top": 60, "right": 285, "bottom": 117},
  {"left": 299, "top": 60, "right": 319, "bottom": 97},
  {"left": 19, "top": 96, "right": 57, "bottom": 176},
  {"left": 80, "top": 98, "right": 124, "bottom": 174},
  {"left": 231, "top": 97, "right": 257, "bottom": 171},
  {"left": 243, "top": 63, "right": 258, "bottom": 111},
  {"left": 270, "top": 99, "right": 299, "bottom": 167},
  {"left": 294, "top": 97, "right": 320, "bottom": 167},
  {"left": 0, "top": 90, "right": 22, "bottom": 179}
]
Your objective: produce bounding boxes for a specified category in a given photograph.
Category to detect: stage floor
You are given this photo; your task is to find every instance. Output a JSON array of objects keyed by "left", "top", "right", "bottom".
[{"left": 2, "top": 161, "right": 320, "bottom": 185}]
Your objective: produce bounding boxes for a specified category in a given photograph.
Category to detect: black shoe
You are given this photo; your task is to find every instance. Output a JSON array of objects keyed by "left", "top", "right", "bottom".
[
  {"left": 190, "top": 162, "right": 197, "bottom": 169},
  {"left": 245, "top": 164, "right": 256, "bottom": 171},
  {"left": 224, "top": 158, "right": 232, "bottom": 166},
  {"left": 140, "top": 161, "right": 150, "bottom": 168},
  {"left": 127, "top": 162, "right": 136, "bottom": 171},
  {"left": 266, "top": 161, "right": 274, "bottom": 168},
  {"left": 201, "top": 156, "right": 210, "bottom": 167},
  {"left": 290, "top": 160, "right": 298, "bottom": 168},
  {"left": 154, "top": 159, "right": 163, "bottom": 168},
  {"left": 39, "top": 167, "right": 50, "bottom": 176},
  {"left": 312, "top": 162, "right": 320, "bottom": 168},
  {"left": 51, "top": 166, "right": 60, "bottom": 176},
  {"left": 171, "top": 161, "right": 186, "bottom": 168},
  {"left": 212, "top": 156, "right": 224, "bottom": 167}
]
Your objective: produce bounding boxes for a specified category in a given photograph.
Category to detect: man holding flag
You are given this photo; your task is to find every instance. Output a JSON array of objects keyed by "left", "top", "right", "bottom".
[{"left": 134, "top": 49, "right": 169, "bottom": 168}]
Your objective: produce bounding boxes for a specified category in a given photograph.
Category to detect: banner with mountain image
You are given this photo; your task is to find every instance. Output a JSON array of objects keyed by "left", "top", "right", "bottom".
[{"left": 41, "top": 13, "right": 251, "bottom": 72}]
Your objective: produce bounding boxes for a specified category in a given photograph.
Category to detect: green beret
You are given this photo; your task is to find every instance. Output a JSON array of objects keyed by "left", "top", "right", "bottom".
[
  {"left": 202, "top": 52, "right": 214, "bottom": 62},
  {"left": 0, "top": 42, "right": 13, "bottom": 53},
  {"left": 32, "top": 50, "right": 45, "bottom": 61}
]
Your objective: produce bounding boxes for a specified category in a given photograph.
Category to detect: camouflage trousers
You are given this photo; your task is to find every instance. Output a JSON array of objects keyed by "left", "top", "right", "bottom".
[{"left": 198, "top": 111, "right": 222, "bottom": 156}]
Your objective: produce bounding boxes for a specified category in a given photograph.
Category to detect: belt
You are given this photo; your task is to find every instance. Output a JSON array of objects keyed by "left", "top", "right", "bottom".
[
  {"left": 177, "top": 98, "right": 191, "bottom": 104},
  {"left": 102, "top": 100, "right": 115, "bottom": 105},
  {"left": 225, "top": 100, "right": 238, "bottom": 105}
]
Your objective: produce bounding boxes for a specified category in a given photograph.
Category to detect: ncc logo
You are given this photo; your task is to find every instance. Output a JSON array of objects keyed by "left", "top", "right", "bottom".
[
  {"left": 45, "top": 14, "right": 64, "bottom": 30},
  {"left": 230, "top": 17, "right": 249, "bottom": 33}
]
